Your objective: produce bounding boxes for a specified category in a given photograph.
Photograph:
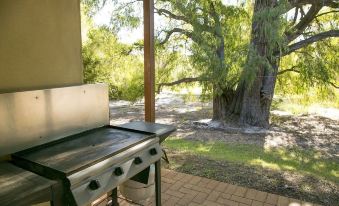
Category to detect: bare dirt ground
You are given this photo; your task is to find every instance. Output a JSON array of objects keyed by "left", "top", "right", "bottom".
[
  {"left": 110, "top": 92, "right": 338, "bottom": 158},
  {"left": 110, "top": 92, "right": 339, "bottom": 206}
]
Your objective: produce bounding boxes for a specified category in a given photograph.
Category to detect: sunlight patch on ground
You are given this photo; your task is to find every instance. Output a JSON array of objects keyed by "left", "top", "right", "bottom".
[
  {"left": 264, "top": 134, "right": 296, "bottom": 148},
  {"left": 308, "top": 105, "right": 339, "bottom": 120},
  {"left": 289, "top": 202, "right": 301, "bottom": 206},
  {"left": 196, "top": 119, "right": 212, "bottom": 123},
  {"left": 196, "top": 145, "right": 212, "bottom": 153},
  {"left": 176, "top": 88, "right": 202, "bottom": 95},
  {"left": 249, "top": 159, "right": 281, "bottom": 170},
  {"left": 330, "top": 170, "right": 339, "bottom": 178},
  {"left": 109, "top": 100, "right": 131, "bottom": 107},
  {"left": 173, "top": 107, "right": 199, "bottom": 114},
  {"left": 193, "top": 119, "right": 224, "bottom": 129},
  {"left": 172, "top": 130, "right": 195, "bottom": 139},
  {"left": 155, "top": 91, "right": 185, "bottom": 105},
  {"left": 281, "top": 165, "right": 296, "bottom": 171},
  {"left": 155, "top": 118, "right": 176, "bottom": 125},
  {"left": 164, "top": 139, "right": 339, "bottom": 182},
  {"left": 271, "top": 110, "right": 293, "bottom": 116}
]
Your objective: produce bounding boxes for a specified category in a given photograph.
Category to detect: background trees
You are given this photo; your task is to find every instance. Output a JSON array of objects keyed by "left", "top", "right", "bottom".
[
  {"left": 155, "top": 0, "right": 338, "bottom": 127},
  {"left": 82, "top": 26, "right": 144, "bottom": 100},
  {"left": 156, "top": 0, "right": 250, "bottom": 120},
  {"left": 82, "top": 0, "right": 338, "bottom": 127}
]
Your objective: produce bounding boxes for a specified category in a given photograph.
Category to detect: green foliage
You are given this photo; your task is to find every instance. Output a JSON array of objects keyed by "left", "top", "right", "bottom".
[
  {"left": 164, "top": 138, "right": 339, "bottom": 182},
  {"left": 156, "top": 43, "right": 189, "bottom": 88},
  {"left": 157, "top": 0, "right": 250, "bottom": 96},
  {"left": 83, "top": 26, "right": 144, "bottom": 101},
  {"left": 275, "top": 7, "right": 339, "bottom": 103},
  {"left": 81, "top": 12, "right": 188, "bottom": 101},
  {"left": 254, "top": 1, "right": 288, "bottom": 57},
  {"left": 82, "top": 0, "right": 142, "bottom": 32},
  {"left": 272, "top": 92, "right": 339, "bottom": 115},
  {"left": 120, "top": 72, "right": 144, "bottom": 101},
  {"left": 242, "top": 1, "right": 289, "bottom": 86},
  {"left": 82, "top": 0, "right": 338, "bottom": 109},
  {"left": 277, "top": 41, "right": 338, "bottom": 105}
]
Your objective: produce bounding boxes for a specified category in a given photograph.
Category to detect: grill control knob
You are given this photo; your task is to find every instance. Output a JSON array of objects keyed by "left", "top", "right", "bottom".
[
  {"left": 134, "top": 157, "right": 143, "bottom": 165},
  {"left": 88, "top": 180, "right": 101, "bottom": 191},
  {"left": 114, "top": 167, "right": 124, "bottom": 176},
  {"left": 149, "top": 148, "right": 158, "bottom": 156}
]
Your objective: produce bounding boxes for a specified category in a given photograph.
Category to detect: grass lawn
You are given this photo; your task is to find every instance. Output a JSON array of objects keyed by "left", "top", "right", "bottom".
[
  {"left": 163, "top": 138, "right": 339, "bottom": 205},
  {"left": 164, "top": 138, "right": 338, "bottom": 182}
]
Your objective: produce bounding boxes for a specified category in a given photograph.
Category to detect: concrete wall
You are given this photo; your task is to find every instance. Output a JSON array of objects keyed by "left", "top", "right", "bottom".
[{"left": 0, "top": 0, "right": 83, "bottom": 93}]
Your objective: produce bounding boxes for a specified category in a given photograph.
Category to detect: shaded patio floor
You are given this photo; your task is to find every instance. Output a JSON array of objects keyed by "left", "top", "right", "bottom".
[{"left": 115, "top": 169, "right": 320, "bottom": 206}]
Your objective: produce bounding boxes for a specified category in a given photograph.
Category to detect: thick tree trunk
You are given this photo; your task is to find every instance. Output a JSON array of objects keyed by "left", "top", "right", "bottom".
[
  {"left": 213, "top": 89, "right": 228, "bottom": 120},
  {"left": 213, "top": 87, "right": 235, "bottom": 120},
  {"left": 237, "top": 0, "right": 279, "bottom": 128},
  {"left": 238, "top": 59, "right": 278, "bottom": 128},
  {"left": 212, "top": 0, "right": 279, "bottom": 128},
  {"left": 212, "top": 37, "right": 228, "bottom": 120}
]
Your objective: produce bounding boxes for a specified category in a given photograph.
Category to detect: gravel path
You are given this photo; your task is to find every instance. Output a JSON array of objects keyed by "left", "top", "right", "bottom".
[{"left": 110, "top": 92, "right": 339, "bottom": 158}]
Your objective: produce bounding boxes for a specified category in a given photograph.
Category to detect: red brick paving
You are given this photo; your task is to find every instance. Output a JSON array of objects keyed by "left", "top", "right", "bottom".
[{"left": 116, "top": 169, "right": 319, "bottom": 206}]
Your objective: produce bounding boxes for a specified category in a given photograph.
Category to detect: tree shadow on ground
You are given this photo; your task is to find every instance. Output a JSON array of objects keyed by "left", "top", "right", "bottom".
[
  {"left": 163, "top": 152, "right": 339, "bottom": 206},
  {"left": 165, "top": 136, "right": 338, "bottom": 180}
]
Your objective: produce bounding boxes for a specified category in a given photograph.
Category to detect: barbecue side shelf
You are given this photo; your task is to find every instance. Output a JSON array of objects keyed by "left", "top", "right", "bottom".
[
  {"left": 0, "top": 162, "right": 57, "bottom": 206},
  {"left": 118, "top": 121, "right": 176, "bottom": 142}
]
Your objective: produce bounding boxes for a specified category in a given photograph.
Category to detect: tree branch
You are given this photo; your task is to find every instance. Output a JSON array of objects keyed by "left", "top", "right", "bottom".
[
  {"left": 283, "top": 29, "right": 339, "bottom": 56},
  {"left": 158, "top": 28, "right": 194, "bottom": 45},
  {"left": 288, "top": 0, "right": 339, "bottom": 8},
  {"left": 329, "top": 82, "right": 339, "bottom": 89},
  {"left": 277, "top": 66, "right": 300, "bottom": 75},
  {"left": 156, "top": 7, "right": 216, "bottom": 36},
  {"left": 315, "top": 10, "right": 339, "bottom": 18},
  {"left": 286, "top": 0, "right": 338, "bottom": 42},
  {"left": 291, "top": 7, "right": 299, "bottom": 25},
  {"left": 156, "top": 8, "right": 189, "bottom": 23},
  {"left": 157, "top": 77, "right": 207, "bottom": 93},
  {"left": 278, "top": 66, "right": 339, "bottom": 89},
  {"left": 286, "top": 4, "right": 322, "bottom": 42}
]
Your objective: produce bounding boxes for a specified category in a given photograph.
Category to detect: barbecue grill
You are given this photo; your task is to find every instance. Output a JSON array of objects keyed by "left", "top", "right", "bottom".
[
  {"left": 0, "top": 84, "right": 175, "bottom": 206},
  {"left": 0, "top": 162, "right": 56, "bottom": 206}
]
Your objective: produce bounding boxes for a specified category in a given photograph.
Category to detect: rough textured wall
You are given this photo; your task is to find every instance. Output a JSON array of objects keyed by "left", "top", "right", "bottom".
[{"left": 0, "top": 0, "right": 83, "bottom": 93}]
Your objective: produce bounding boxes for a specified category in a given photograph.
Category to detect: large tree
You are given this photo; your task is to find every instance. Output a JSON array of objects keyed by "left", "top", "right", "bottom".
[
  {"left": 234, "top": 0, "right": 338, "bottom": 127},
  {"left": 83, "top": 0, "right": 338, "bottom": 127},
  {"left": 156, "top": 0, "right": 338, "bottom": 127},
  {"left": 156, "top": 0, "right": 250, "bottom": 119}
]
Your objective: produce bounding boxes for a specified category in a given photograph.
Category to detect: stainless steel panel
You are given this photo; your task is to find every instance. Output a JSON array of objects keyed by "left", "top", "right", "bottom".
[
  {"left": 0, "top": 84, "right": 109, "bottom": 156},
  {"left": 71, "top": 143, "right": 162, "bottom": 206},
  {"left": 67, "top": 137, "right": 160, "bottom": 185}
]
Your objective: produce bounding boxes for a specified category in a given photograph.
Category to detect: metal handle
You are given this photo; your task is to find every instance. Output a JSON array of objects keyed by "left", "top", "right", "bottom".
[
  {"left": 149, "top": 148, "right": 158, "bottom": 156},
  {"left": 88, "top": 180, "right": 101, "bottom": 190},
  {"left": 134, "top": 157, "right": 143, "bottom": 165},
  {"left": 114, "top": 167, "right": 124, "bottom": 176}
]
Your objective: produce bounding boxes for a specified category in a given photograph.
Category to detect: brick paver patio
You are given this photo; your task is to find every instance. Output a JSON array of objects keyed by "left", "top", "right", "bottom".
[{"left": 115, "top": 169, "right": 319, "bottom": 206}]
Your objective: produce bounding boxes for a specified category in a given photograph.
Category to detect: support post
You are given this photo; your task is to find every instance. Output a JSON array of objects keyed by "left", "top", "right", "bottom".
[
  {"left": 144, "top": 1, "right": 160, "bottom": 205},
  {"left": 143, "top": 0, "right": 155, "bottom": 123},
  {"left": 110, "top": 188, "right": 118, "bottom": 206},
  {"left": 155, "top": 160, "right": 161, "bottom": 206}
]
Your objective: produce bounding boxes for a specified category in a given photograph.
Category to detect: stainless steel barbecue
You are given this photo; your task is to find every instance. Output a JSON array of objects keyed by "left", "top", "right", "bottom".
[
  {"left": 13, "top": 126, "right": 163, "bottom": 205},
  {"left": 0, "top": 84, "right": 175, "bottom": 206}
]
